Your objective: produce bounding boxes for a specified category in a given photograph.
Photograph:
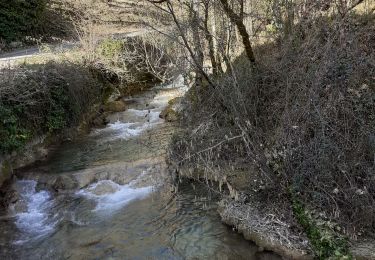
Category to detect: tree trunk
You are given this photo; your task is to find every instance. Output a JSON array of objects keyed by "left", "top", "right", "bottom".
[
  {"left": 203, "top": 1, "right": 221, "bottom": 75},
  {"left": 210, "top": 5, "right": 224, "bottom": 73},
  {"left": 219, "top": 0, "right": 256, "bottom": 63},
  {"left": 190, "top": 0, "right": 204, "bottom": 85}
]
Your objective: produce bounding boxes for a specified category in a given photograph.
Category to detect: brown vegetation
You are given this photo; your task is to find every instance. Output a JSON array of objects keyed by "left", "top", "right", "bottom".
[
  {"left": 1, "top": 0, "right": 374, "bottom": 257},
  {"left": 163, "top": 0, "right": 374, "bottom": 258}
]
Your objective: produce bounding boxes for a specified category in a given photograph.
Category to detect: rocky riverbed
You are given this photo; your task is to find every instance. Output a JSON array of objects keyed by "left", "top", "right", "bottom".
[{"left": 0, "top": 77, "right": 281, "bottom": 259}]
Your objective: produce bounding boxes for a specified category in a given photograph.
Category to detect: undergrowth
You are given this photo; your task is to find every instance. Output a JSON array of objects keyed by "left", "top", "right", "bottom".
[
  {"left": 291, "top": 193, "right": 352, "bottom": 259},
  {"left": 0, "top": 106, "right": 30, "bottom": 153},
  {"left": 0, "top": 61, "right": 102, "bottom": 154},
  {"left": 169, "top": 13, "right": 375, "bottom": 247},
  {"left": 0, "top": 32, "right": 178, "bottom": 155},
  {"left": 0, "top": 0, "right": 47, "bottom": 42}
]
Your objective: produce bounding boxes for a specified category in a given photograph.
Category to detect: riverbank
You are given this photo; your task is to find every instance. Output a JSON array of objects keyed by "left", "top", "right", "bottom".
[
  {"left": 0, "top": 32, "right": 174, "bottom": 188},
  {"left": 168, "top": 13, "right": 375, "bottom": 259},
  {"left": 172, "top": 166, "right": 312, "bottom": 259},
  {"left": 0, "top": 76, "right": 281, "bottom": 259},
  {"left": 172, "top": 159, "right": 375, "bottom": 259},
  {"left": 0, "top": 61, "right": 101, "bottom": 187}
]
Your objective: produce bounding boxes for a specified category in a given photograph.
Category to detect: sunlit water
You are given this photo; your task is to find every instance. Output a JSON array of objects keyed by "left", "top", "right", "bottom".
[{"left": 0, "top": 77, "right": 280, "bottom": 260}]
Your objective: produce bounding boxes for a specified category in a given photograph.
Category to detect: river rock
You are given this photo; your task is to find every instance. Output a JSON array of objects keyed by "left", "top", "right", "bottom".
[
  {"left": 1, "top": 188, "right": 19, "bottom": 208},
  {"left": 159, "top": 97, "right": 182, "bottom": 122},
  {"left": 160, "top": 107, "right": 178, "bottom": 122},
  {"left": 103, "top": 100, "right": 127, "bottom": 112},
  {"left": 107, "top": 88, "right": 121, "bottom": 103},
  {"left": 91, "top": 114, "right": 109, "bottom": 127},
  {"left": 0, "top": 161, "right": 12, "bottom": 188},
  {"left": 12, "top": 200, "right": 27, "bottom": 213},
  {"left": 87, "top": 180, "right": 120, "bottom": 195},
  {"left": 53, "top": 175, "right": 78, "bottom": 191}
]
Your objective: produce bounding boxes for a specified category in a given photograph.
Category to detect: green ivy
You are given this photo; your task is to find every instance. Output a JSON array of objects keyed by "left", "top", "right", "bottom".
[
  {"left": 46, "top": 85, "right": 71, "bottom": 133},
  {"left": 291, "top": 195, "right": 352, "bottom": 259},
  {"left": 0, "top": 105, "right": 30, "bottom": 154},
  {"left": 0, "top": 82, "right": 76, "bottom": 154}
]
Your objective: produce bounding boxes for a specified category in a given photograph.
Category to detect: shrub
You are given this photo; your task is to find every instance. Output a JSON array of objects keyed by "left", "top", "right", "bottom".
[
  {"left": 0, "top": 61, "right": 102, "bottom": 154},
  {"left": 0, "top": 105, "right": 30, "bottom": 154},
  {"left": 169, "top": 14, "right": 375, "bottom": 240},
  {"left": 292, "top": 197, "right": 351, "bottom": 259},
  {"left": 98, "top": 39, "right": 124, "bottom": 60},
  {"left": 0, "top": 0, "right": 47, "bottom": 42}
]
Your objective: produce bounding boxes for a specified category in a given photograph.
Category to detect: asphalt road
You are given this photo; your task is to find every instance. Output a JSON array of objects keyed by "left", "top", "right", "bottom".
[{"left": 0, "top": 29, "right": 149, "bottom": 68}]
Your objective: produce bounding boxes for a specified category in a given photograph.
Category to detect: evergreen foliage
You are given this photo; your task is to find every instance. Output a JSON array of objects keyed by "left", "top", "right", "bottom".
[{"left": 0, "top": 0, "right": 47, "bottom": 42}]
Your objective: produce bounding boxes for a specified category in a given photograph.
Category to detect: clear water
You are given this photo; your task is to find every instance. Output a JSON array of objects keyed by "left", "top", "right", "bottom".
[{"left": 0, "top": 78, "right": 280, "bottom": 260}]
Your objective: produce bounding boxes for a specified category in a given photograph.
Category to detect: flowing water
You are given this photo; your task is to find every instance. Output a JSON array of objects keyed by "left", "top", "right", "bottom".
[{"left": 0, "top": 77, "right": 280, "bottom": 260}]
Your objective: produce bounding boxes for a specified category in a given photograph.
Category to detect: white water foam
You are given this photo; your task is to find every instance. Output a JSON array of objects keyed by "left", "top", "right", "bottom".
[
  {"left": 91, "top": 75, "right": 189, "bottom": 142},
  {"left": 13, "top": 180, "right": 56, "bottom": 244},
  {"left": 157, "top": 74, "right": 186, "bottom": 89},
  {"left": 106, "top": 121, "right": 145, "bottom": 137},
  {"left": 91, "top": 109, "right": 162, "bottom": 142},
  {"left": 126, "top": 109, "right": 162, "bottom": 123},
  {"left": 76, "top": 180, "right": 153, "bottom": 213},
  {"left": 97, "top": 120, "right": 156, "bottom": 141}
]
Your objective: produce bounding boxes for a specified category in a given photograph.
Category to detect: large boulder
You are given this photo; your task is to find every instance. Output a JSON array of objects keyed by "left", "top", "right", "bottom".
[
  {"left": 159, "top": 97, "right": 183, "bottom": 122},
  {"left": 103, "top": 100, "right": 127, "bottom": 112},
  {"left": 52, "top": 175, "right": 78, "bottom": 191},
  {"left": 159, "top": 107, "right": 178, "bottom": 122}
]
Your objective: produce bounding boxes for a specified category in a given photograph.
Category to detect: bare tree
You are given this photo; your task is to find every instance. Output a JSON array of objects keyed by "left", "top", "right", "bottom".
[
  {"left": 149, "top": 0, "right": 255, "bottom": 63},
  {"left": 218, "top": 0, "right": 256, "bottom": 62}
]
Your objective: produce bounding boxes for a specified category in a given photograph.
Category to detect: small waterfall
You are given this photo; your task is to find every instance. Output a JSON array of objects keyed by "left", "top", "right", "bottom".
[
  {"left": 13, "top": 180, "right": 57, "bottom": 244},
  {"left": 76, "top": 180, "right": 153, "bottom": 213}
]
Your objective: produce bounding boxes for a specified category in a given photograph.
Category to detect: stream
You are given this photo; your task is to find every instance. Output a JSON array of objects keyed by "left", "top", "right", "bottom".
[{"left": 0, "top": 77, "right": 279, "bottom": 259}]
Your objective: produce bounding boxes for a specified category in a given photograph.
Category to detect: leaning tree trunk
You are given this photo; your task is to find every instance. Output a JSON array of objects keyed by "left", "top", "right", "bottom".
[{"left": 219, "top": 0, "right": 256, "bottom": 63}]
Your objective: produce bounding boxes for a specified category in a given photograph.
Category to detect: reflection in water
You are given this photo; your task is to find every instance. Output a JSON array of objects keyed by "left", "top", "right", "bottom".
[{"left": 0, "top": 78, "right": 280, "bottom": 260}]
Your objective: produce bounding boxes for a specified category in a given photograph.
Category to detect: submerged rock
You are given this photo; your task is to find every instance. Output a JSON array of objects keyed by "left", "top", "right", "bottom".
[
  {"left": 52, "top": 176, "right": 78, "bottom": 191},
  {"left": 86, "top": 180, "right": 120, "bottom": 195}
]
